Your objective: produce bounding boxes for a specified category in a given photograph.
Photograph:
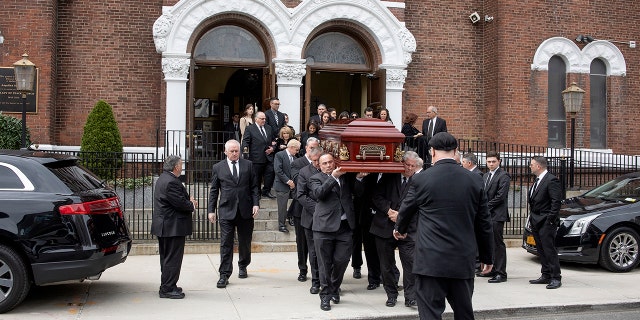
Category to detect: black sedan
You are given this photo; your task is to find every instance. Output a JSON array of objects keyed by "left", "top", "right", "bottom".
[
  {"left": 523, "top": 172, "right": 640, "bottom": 272},
  {"left": 0, "top": 150, "right": 131, "bottom": 313}
]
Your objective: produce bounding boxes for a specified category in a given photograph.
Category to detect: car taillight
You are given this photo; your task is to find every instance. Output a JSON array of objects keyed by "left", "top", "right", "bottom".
[{"left": 59, "top": 197, "right": 124, "bottom": 217}]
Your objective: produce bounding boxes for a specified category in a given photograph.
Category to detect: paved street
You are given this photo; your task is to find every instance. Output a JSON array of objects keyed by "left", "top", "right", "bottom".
[{"left": 4, "top": 248, "right": 640, "bottom": 319}]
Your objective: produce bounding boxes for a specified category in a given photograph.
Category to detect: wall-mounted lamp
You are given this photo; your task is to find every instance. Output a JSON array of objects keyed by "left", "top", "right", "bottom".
[
  {"left": 576, "top": 34, "right": 636, "bottom": 48},
  {"left": 0, "top": 30, "right": 5, "bottom": 44},
  {"left": 484, "top": 15, "right": 494, "bottom": 23}
]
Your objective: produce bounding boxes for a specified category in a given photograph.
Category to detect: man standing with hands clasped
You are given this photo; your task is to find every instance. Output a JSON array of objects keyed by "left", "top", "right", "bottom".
[
  {"left": 152, "top": 155, "right": 197, "bottom": 299},
  {"left": 394, "top": 132, "right": 494, "bottom": 320},
  {"left": 527, "top": 156, "right": 563, "bottom": 289},
  {"left": 208, "top": 140, "right": 260, "bottom": 289},
  {"left": 484, "top": 151, "right": 511, "bottom": 284}
]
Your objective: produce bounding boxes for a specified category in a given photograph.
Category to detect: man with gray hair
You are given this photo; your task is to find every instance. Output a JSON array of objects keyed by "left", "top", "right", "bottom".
[
  {"left": 371, "top": 151, "right": 421, "bottom": 307},
  {"left": 462, "top": 152, "right": 483, "bottom": 176},
  {"left": 152, "top": 155, "right": 197, "bottom": 299},
  {"left": 419, "top": 106, "right": 447, "bottom": 168}
]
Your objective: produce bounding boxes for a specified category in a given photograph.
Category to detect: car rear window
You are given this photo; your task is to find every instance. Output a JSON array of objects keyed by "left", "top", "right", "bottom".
[
  {"left": 47, "top": 163, "right": 105, "bottom": 193},
  {"left": 0, "top": 165, "right": 25, "bottom": 189}
]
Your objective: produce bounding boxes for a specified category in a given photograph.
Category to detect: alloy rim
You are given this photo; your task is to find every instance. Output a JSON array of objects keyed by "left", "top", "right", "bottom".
[
  {"left": 0, "top": 259, "right": 14, "bottom": 302},
  {"left": 609, "top": 232, "right": 639, "bottom": 268}
]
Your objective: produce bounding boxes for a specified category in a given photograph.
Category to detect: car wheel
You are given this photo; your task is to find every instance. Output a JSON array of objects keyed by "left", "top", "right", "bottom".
[
  {"left": 0, "top": 245, "right": 31, "bottom": 313},
  {"left": 599, "top": 227, "right": 640, "bottom": 272}
]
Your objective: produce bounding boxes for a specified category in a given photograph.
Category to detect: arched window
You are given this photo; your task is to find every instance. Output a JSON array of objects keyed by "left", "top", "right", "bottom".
[
  {"left": 590, "top": 58, "right": 607, "bottom": 149},
  {"left": 304, "top": 32, "right": 369, "bottom": 71},
  {"left": 548, "top": 55, "right": 567, "bottom": 148},
  {"left": 193, "top": 25, "right": 266, "bottom": 64}
]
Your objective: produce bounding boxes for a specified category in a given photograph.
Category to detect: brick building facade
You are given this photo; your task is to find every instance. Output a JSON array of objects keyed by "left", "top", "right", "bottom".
[{"left": 0, "top": 0, "right": 637, "bottom": 154}]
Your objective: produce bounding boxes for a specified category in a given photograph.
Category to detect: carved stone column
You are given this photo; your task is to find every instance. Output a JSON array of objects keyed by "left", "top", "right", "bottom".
[{"left": 274, "top": 60, "right": 306, "bottom": 133}]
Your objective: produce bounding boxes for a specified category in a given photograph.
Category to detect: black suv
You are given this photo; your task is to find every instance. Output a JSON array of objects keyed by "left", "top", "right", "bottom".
[{"left": 0, "top": 150, "right": 131, "bottom": 313}]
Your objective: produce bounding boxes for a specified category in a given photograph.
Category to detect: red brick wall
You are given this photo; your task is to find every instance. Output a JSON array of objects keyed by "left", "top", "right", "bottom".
[
  {"left": 55, "top": 0, "right": 165, "bottom": 147},
  {"left": 0, "top": 0, "right": 57, "bottom": 145}
]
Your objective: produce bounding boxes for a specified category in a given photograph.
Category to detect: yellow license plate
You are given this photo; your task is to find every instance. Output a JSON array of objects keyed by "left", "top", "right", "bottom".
[{"left": 526, "top": 235, "right": 536, "bottom": 246}]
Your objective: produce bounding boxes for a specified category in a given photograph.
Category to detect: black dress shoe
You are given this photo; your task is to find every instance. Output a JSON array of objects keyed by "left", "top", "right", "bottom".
[
  {"left": 546, "top": 279, "right": 562, "bottom": 289},
  {"left": 298, "top": 273, "right": 307, "bottom": 282},
  {"left": 238, "top": 267, "right": 248, "bottom": 279},
  {"left": 353, "top": 268, "right": 362, "bottom": 279},
  {"left": 405, "top": 299, "right": 417, "bottom": 307},
  {"left": 216, "top": 276, "right": 229, "bottom": 288},
  {"left": 159, "top": 290, "right": 185, "bottom": 299},
  {"left": 330, "top": 294, "right": 340, "bottom": 304},
  {"left": 366, "top": 283, "right": 380, "bottom": 290},
  {"left": 279, "top": 226, "right": 289, "bottom": 233},
  {"left": 160, "top": 286, "right": 183, "bottom": 293},
  {"left": 476, "top": 271, "right": 494, "bottom": 277},
  {"left": 488, "top": 275, "right": 507, "bottom": 283},
  {"left": 287, "top": 216, "right": 295, "bottom": 226},
  {"left": 385, "top": 297, "right": 397, "bottom": 307},
  {"left": 310, "top": 286, "right": 320, "bottom": 294},
  {"left": 320, "top": 296, "right": 331, "bottom": 311},
  {"left": 529, "top": 276, "right": 551, "bottom": 284},
  {"left": 262, "top": 192, "right": 276, "bottom": 199}
]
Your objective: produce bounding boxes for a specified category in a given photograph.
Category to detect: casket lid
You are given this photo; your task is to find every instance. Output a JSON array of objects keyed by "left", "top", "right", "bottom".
[{"left": 320, "top": 118, "right": 405, "bottom": 141}]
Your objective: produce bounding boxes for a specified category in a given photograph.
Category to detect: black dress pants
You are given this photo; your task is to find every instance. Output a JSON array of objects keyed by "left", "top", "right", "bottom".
[
  {"left": 531, "top": 218, "right": 562, "bottom": 280},
  {"left": 416, "top": 275, "right": 474, "bottom": 320},
  {"left": 314, "top": 220, "right": 353, "bottom": 299},
  {"left": 219, "top": 211, "right": 254, "bottom": 277},
  {"left": 253, "top": 161, "right": 274, "bottom": 194},
  {"left": 158, "top": 236, "right": 186, "bottom": 293},
  {"left": 304, "top": 227, "right": 320, "bottom": 287},
  {"left": 492, "top": 221, "right": 507, "bottom": 278},
  {"left": 375, "top": 236, "right": 416, "bottom": 300},
  {"left": 293, "top": 216, "right": 308, "bottom": 273}
]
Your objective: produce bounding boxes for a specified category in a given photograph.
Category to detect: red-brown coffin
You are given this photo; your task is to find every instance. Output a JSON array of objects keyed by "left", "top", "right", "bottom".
[{"left": 318, "top": 118, "right": 405, "bottom": 173}]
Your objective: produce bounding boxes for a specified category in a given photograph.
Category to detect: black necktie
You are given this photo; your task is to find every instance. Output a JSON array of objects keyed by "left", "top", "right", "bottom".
[
  {"left": 274, "top": 111, "right": 279, "bottom": 126},
  {"left": 260, "top": 126, "right": 267, "bottom": 140},
  {"left": 401, "top": 176, "right": 407, "bottom": 187},
  {"left": 530, "top": 178, "right": 539, "bottom": 196},
  {"left": 485, "top": 172, "right": 493, "bottom": 187},
  {"left": 231, "top": 160, "right": 238, "bottom": 181},
  {"left": 427, "top": 120, "right": 434, "bottom": 139}
]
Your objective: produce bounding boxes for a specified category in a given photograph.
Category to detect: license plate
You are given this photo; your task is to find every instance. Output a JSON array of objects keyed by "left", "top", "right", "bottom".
[{"left": 526, "top": 235, "right": 536, "bottom": 246}]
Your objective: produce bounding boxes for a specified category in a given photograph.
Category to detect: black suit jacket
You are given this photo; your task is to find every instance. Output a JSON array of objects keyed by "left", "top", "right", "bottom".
[
  {"left": 223, "top": 121, "right": 241, "bottom": 141},
  {"left": 310, "top": 172, "right": 363, "bottom": 232},
  {"left": 151, "top": 170, "right": 194, "bottom": 237},
  {"left": 528, "top": 172, "right": 563, "bottom": 228},
  {"left": 421, "top": 117, "right": 447, "bottom": 138},
  {"left": 265, "top": 109, "right": 285, "bottom": 137},
  {"left": 471, "top": 167, "right": 483, "bottom": 176},
  {"left": 241, "top": 123, "right": 275, "bottom": 164},
  {"left": 485, "top": 168, "right": 511, "bottom": 222},
  {"left": 208, "top": 158, "right": 260, "bottom": 220},
  {"left": 296, "top": 163, "right": 320, "bottom": 229},
  {"left": 370, "top": 173, "right": 416, "bottom": 239},
  {"left": 273, "top": 149, "right": 295, "bottom": 192},
  {"left": 396, "top": 159, "right": 493, "bottom": 279}
]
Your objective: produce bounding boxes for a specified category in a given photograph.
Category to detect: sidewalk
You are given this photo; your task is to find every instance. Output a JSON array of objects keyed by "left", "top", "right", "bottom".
[{"left": 5, "top": 248, "right": 640, "bottom": 319}]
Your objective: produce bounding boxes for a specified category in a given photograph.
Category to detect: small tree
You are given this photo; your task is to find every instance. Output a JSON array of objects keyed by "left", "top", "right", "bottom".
[
  {"left": 0, "top": 112, "right": 31, "bottom": 149},
  {"left": 80, "top": 100, "right": 123, "bottom": 181}
]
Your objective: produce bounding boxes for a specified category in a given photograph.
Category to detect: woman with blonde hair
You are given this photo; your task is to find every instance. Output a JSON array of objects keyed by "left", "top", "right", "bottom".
[{"left": 275, "top": 126, "right": 296, "bottom": 151}]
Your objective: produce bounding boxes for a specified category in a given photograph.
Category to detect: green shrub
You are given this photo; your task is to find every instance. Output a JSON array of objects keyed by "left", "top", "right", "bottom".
[
  {"left": 116, "top": 176, "right": 153, "bottom": 189},
  {"left": 0, "top": 112, "right": 31, "bottom": 149},
  {"left": 80, "top": 100, "right": 123, "bottom": 181}
]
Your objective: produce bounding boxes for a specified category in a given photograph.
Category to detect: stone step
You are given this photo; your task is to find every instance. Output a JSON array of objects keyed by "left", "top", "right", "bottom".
[
  {"left": 252, "top": 230, "right": 297, "bottom": 242},
  {"left": 130, "top": 241, "right": 297, "bottom": 255}
]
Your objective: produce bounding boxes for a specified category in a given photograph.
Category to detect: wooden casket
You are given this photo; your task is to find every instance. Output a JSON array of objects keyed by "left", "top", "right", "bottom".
[{"left": 318, "top": 118, "right": 406, "bottom": 173}]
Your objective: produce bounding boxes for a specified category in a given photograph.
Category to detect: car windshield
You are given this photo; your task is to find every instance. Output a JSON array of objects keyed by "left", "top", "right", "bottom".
[{"left": 583, "top": 176, "right": 640, "bottom": 201}]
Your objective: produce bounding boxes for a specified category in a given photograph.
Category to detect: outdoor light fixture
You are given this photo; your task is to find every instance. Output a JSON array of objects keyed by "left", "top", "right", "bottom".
[
  {"left": 13, "top": 53, "right": 37, "bottom": 149},
  {"left": 575, "top": 34, "right": 636, "bottom": 48},
  {"left": 562, "top": 82, "right": 585, "bottom": 189},
  {"left": 0, "top": 30, "right": 4, "bottom": 44}
]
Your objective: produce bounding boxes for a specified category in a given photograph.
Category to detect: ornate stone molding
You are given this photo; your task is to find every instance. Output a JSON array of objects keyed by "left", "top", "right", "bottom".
[
  {"left": 153, "top": 13, "right": 173, "bottom": 53},
  {"left": 161, "top": 56, "right": 190, "bottom": 80},
  {"left": 532, "top": 37, "right": 626, "bottom": 76},
  {"left": 398, "top": 27, "right": 416, "bottom": 65},
  {"left": 384, "top": 67, "right": 407, "bottom": 91},
  {"left": 275, "top": 61, "right": 306, "bottom": 86}
]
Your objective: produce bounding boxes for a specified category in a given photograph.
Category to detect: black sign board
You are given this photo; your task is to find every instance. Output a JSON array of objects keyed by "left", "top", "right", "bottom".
[{"left": 0, "top": 67, "right": 38, "bottom": 113}]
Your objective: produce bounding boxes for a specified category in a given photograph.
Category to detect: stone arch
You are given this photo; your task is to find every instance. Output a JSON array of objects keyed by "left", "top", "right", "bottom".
[
  {"left": 531, "top": 37, "right": 582, "bottom": 73},
  {"left": 582, "top": 40, "right": 626, "bottom": 76}
]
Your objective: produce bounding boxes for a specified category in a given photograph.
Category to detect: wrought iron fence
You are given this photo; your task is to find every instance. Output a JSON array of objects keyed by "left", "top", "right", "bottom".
[{"left": 49, "top": 133, "right": 640, "bottom": 240}]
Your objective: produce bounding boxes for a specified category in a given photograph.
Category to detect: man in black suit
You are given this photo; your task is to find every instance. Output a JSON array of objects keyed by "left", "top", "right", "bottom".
[
  {"left": 462, "top": 152, "right": 483, "bottom": 176},
  {"left": 274, "top": 139, "right": 301, "bottom": 233},
  {"left": 351, "top": 171, "right": 382, "bottom": 290},
  {"left": 310, "top": 153, "right": 366, "bottom": 311},
  {"left": 264, "top": 97, "right": 285, "bottom": 137},
  {"left": 241, "top": 111, "right": 276, "bottom": 198},
  {"left": 295, "top": 146, "right": 323, "bottom": 293},
  {"left": 151, "top": 155, "right": 197, "bottom": 299},
  {"left": 394, "top": 132, "right": 494, "bottom": 319},
  {"left": 309, "top": 103, "right": 327, "bottom": 125},
  {"left": 371, "top": 151, "right": 422, "bottom": 308},
  {"left": 290, "top": 137, "right": 320, "bottom": 283},
  {"left": 528, "top": 156, "right": 563, "bottom": 289},
  {"left": 484, "top": 151, "right": 511, "bottom": 284},
  {"left": 223, "top": 113, "right": 241, "bottom": 141},
  {"left": 208, "top": 140, "right": 260, "bottom": 288},
  {"left": 418, "top": 105, "right": 447, "bottom": 168}
]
